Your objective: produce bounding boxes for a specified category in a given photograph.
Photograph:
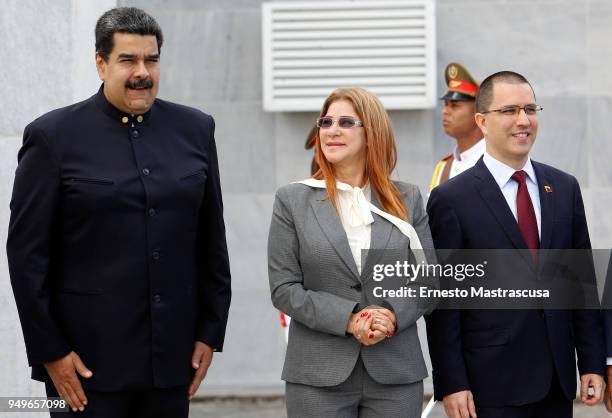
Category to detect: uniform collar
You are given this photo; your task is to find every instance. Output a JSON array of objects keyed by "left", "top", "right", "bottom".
[
  {"left": 453, "top": 137, "right": 485, "bottom": 162},
  {"left": 93, "top": 83, "right": 153, "bottom": 125}
]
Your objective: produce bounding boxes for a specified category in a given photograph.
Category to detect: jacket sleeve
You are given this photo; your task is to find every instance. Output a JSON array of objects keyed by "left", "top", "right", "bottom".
[
  {"left": 268, "top": 187, "right": 357, "bottom": 337},
  {"left": 603, "top": 256, "right": 612, "bottom": 361},
  {"left": 7, "top": 123, "right": 71, "bottom": 366},
  {"left": 382, "top": 185, "right": 440, "bottom": 331},
  {"left": 195, "top": 117, "right": 232, "bottom": 352},
  {"left": 569, "top": 177, "right": 606, "bottom": 376},
  {"left": 425, "top": 187, "right": 471, "bottom": 399}
]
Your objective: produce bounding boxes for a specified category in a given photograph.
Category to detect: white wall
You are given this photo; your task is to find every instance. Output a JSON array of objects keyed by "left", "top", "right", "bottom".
[{"left": 1, "top": 0, "right": 611, "bottom": 402}]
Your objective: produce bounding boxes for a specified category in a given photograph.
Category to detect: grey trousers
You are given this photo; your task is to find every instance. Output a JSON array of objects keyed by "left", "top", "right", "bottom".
[{"left": 285, "top": 357, "right": 423, "bottom": 418}]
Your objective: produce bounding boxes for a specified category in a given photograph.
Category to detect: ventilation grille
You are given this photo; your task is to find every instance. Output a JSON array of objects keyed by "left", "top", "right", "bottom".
[{"left": 262, "top": 0, "right": 436, "bottom": 112}]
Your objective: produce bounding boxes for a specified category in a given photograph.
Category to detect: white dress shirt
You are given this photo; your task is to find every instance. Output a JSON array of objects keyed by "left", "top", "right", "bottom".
[
  {"left": 337, "top": 182, "right": 372, "bottom": 275},
  {"left": 482, "top": 150, "right": 541, "bottom": 239}
]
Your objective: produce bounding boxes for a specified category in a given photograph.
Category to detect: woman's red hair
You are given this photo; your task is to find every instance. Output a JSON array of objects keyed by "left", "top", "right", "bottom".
[{"left": 313, "top": 87, "right": 408, "bottom": 221}]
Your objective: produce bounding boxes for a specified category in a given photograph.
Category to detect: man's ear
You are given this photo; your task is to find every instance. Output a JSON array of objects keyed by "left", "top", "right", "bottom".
[
  {"left": 95, "top": 53, "right": 106, "bottom": 81},
  {"left": 475, "top": 113, "right": 487, "bottom": 137}
]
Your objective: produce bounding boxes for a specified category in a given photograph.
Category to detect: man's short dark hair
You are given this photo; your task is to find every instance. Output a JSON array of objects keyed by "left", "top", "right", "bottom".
[
  {"left": 95, "top": 7, "right": 163, "bottom": 61},
  {"left": 475, "top": 71, "right": 535, "bottom": 113}
]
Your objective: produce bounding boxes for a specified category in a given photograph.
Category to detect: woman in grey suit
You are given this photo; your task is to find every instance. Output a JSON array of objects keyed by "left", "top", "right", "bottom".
[{"left": 268, "top": 87, "right": 438, "bottom": 418}]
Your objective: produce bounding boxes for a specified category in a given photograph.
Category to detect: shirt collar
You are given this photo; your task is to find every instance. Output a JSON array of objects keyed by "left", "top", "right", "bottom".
[
  {"left": 93, "top": 83, "right": 153, "bottom": 125},
  {"left": 335, "top": 181, "right": 373, "bottom": 227},
  {"left": 453, "top": 137, "right": 485, "bottom": 161},
  {"left": 336, "top": 181, "right": 371, "bottom": 201},
  {"left": 482, "top": 147, "right": 537, "bottom": 188}
]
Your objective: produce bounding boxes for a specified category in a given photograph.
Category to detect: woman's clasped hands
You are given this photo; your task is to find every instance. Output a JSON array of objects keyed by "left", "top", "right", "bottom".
[{"left": 347, "top": 306, "right": 396, "bottom": 346}]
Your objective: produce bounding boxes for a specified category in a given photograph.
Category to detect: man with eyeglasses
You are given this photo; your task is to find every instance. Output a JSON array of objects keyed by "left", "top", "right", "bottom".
[
  {"left": 429, "top": 63, "right": 484, "bottom": 191},
  {"left": 425, "top": 71, "right": 605, "bottom": 418}
]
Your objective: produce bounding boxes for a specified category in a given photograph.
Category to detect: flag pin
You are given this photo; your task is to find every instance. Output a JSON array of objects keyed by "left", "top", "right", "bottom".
[{"left": 544, "top": 185, "right": 552, "bottom": 193}]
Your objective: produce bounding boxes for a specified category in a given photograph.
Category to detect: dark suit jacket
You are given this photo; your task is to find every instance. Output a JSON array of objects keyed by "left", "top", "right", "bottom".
[
  {"left": 426, "top": 157, "right": 605, "bottom": 407},
  {"left": 603, "top": 255, "right": 612, "bottom": 359},
  {"left": 7, "top": 85, "right": 231, "bottom": 391}
]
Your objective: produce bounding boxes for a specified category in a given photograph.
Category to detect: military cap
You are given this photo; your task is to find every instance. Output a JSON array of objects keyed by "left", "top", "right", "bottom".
[{"left": 440, "top": 62, "right": 479, "bottom": 101}]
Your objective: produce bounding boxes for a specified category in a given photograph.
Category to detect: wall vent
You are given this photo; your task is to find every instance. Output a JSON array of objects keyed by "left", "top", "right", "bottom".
[{"left": 262, "top": 0, "right": 437, "bottom": 112}]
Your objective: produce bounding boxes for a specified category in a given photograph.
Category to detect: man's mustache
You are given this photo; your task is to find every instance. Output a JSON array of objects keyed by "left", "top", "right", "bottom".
[{"left": 125, "top": 79, "right": 153, "bottom": 89}]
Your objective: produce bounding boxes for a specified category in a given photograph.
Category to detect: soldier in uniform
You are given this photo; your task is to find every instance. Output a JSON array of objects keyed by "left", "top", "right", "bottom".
[{"left": 429, "top": 63, "right": 484, "bottom": 191}]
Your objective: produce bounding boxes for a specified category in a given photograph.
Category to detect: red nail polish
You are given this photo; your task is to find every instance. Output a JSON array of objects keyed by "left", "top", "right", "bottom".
[
  {"left": 368, "top": 333, "right": 373, "bottom": 339},
  {"left": 361, "top": 312, "right": 367, "bottom": 317}
]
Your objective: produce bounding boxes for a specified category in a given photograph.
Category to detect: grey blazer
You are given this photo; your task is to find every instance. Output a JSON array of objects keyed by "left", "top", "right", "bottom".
[{"left": 268, "top": 181, "right": 438, "bottom": 387}]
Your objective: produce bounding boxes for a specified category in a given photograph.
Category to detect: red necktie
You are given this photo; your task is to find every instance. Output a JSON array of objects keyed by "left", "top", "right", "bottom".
[{"left": 511, "top": 171, "right": 539, "bottom": 260}]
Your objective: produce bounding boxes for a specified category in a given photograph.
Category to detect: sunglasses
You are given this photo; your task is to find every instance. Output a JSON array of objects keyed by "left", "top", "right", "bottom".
[{"left": 316, "top": 116, "right": 364, "bottom": 129}]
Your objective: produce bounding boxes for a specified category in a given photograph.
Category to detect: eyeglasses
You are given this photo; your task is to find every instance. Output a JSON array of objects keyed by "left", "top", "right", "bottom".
[
  {"left": 481, "top": 105, "right": 543, "bottom": 116},
  {"left": 316, "top": 116, "right": 364, "bottom": 129}
]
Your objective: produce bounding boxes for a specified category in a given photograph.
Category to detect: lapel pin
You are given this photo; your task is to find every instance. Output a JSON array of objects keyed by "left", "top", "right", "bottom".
[{"left": 544, "top": 185, "right": 552, "bottom": 193}]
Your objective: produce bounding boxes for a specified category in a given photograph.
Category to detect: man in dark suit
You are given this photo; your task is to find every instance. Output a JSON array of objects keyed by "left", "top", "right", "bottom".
[
  {"left": 7, "top": 7, "right": 231, "bottom": 417},
  {"left": 426, "top": 71, "right": 605, "bottom": 418}
]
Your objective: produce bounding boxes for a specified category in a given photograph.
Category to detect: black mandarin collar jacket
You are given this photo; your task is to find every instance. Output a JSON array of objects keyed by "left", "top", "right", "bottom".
[{"left": 7, "top": 85, "right": 231, "bottom": 391}]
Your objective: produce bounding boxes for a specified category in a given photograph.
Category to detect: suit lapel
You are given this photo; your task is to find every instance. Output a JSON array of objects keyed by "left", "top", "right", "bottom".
[
  {"left": 310, "top": 190, "right": 361, "bottom": 281},
  {"left": 533, "top": 161, "right": 553, "bottom": 250},
  {"left": 473, "top": 158, "right": 535, "bottom": 268},
  {"left": 361, "top": 193, "right": 393, "bottom": 283},
  {"left": 533, "top": 161, "right": 554, "bottom": 271}
]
